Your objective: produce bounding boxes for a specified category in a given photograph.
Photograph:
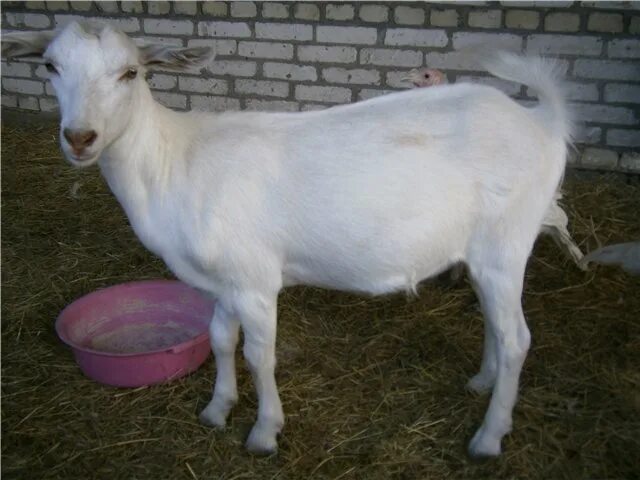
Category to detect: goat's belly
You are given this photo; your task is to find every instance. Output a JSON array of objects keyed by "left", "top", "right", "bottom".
[{"left": 282, "top": 245, "right": 460, "bottom": 294}]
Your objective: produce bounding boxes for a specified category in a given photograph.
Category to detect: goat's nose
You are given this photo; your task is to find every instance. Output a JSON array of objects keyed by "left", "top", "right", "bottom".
[{"left": 63, "top": 128, "right": 97, "bottom": 152}]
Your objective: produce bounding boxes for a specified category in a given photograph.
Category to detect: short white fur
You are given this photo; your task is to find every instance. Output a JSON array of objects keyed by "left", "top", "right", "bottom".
[{"left": 3, "top": 23, "right": 577, "bottom": 457}]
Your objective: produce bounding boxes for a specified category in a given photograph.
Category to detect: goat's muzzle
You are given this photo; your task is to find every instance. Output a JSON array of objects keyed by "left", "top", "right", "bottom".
[{"left": 63, "top": 128, "right": 97, "bottom": 157}]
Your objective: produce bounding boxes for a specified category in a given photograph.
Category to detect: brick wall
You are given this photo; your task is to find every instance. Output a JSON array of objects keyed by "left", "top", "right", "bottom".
[{"left": 1, "top": 1, "right": 639, "bottom": 172}]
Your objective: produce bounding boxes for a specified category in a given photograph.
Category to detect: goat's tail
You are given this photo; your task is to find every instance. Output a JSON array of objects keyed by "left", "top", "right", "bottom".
[{"left": 481, "top": 51, "right": 575, "bottom": 147}]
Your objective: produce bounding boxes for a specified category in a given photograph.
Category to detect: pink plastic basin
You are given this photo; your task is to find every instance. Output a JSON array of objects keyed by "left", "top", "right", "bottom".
[{"left": 55, "top": 280, "right": 215, "bottom": 387}]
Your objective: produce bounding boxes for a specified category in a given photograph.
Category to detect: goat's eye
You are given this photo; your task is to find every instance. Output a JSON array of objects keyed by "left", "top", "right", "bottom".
[
  {"left": 45, "top": 62, "right": 58, "bottom": 74},
  {"left": 120, "top": 68, "right": 138, "bottom": 81}
]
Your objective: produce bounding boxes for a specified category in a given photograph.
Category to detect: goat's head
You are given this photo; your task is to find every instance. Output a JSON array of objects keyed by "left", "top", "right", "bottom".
[{"left": 2, "top": 22, "right": 212, "bottom": 167}]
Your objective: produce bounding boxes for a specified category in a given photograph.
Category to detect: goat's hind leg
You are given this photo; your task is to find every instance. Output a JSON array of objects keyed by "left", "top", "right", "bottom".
[
  {"left": 466, "top": 256, "right": 531, "bottom": 458},
  {"left": 466, "top": 307, "right": 498, "bottom": 394},
  {"left": 200, "top": 304, "right": 240, "bottom": 428}
]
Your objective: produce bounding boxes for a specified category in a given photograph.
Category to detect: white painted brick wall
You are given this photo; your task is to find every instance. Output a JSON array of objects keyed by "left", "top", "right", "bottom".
[
  {"left": 121, "top": 1, "right": 144, "bottom": 14},
  {"left": 578, "top": 126, "right": 603, "bottom": 145},
  {"left": 178, "top": 77, "right": 228, "bottom": 95},
  {"left": 424, "top": 51, "right": 480, "bottom": 70},
  {"left": 359, "top": 4, "right": 388, "bottom": 23},
  {"left": 135, "top": 36, "right": 183, "bottom": 47},
  {"left": 581, "top": 148, "right": 619, "bottom": 169},
  {"left": 187, "top": 39, "right": 236, "bottom": 56},
  {"left": 360, "top": 48, "right": 422, "bottom": 67},
  {"left": 97, "top": 2, "right": 119, "bottom": 14},
  {"left": 385, "top": 71, "right": 413, "bottom": 89},
  {"left": 385, "top": 29, "right": 448, "bottom": 47},
  {"left": 2, "top": 78, "right": 44, "bottom": 95},
  {"left": 295, "top": 85, "right": 351, "bottom": 103},
  {"left": 394, "top": 6, "right": 425, "bottom": 25},
  {"left": 620, "top": 152, "right": 640, "bottom": 172},
  {"left": 607, "top": 130, "right": 640, "bottom": 147},
  {"left": 198, "top": 21, "right": 251, "bottom": 38},
  {"left": 2, "top": 62, "right": 32, "bottom": 78},
  {"left": 209, "top": 60, "right": 257, "bottom": 78},
  {"left": 544, "top": 12, "right": 580, "bottom": 32},
  {"left": 263, "top": 62, "right": 317, "bottom": 82},
  {"left": 468, "top": 9, "right": 502, "bottom": 29},
  {"left": 358, "top": 88, "right": 396, "bottom": 101},
  {"left": 54, "top": 14, "right": 140, "bottom": 32},
  {"left": 191, "top": 95, "right": 240, "bottom": 112},
  {"left": 452, "top": 32, "right": 522, "bottom": 50},
  {"left": 18, "top": 96, "right": 39, "bottom": 110},
  {"left": 527, "top": 82, "right": 600, "bottom": 102},
  {"left": 527, "top": 35, "right": 603, "bottom": 56},
  {"left": 148, "top": 73, "right": 177, "bottom": 90},
  {"left": 230, "top": 2, "right": 256, "bottom": 18},
  {"left": 620, "top": 152, "right": 640, "bottom": 173},
  {"left": 262, "top": 3, "right": 289, "bottom": 20},
  {"left": 572, "top": 103, "right": 637, "bottom": 125},
  {"left": 574, "top": 59, "right": 640, "bottom": 80},
  {"left": 300, "top": 103, "right": 329, "bottom": 111},
  {"left": 322, "top": 67, "right": 380, "bottom": 86},
  {"left": 255, "top": 23, "right": 313, "bottom": 42},
  {"left": 39, "top": 96, "right": 58, "bottom": 112},
  {"left": 238, "top": 41, "right": 294, "bottom": 60},
  {"left": 1, "top": 1, "right": 637, "bottom": 173},
  {"left": 6, "top": 12, "right": 50, "bottom": 28},
  {"left": 200, "top": 2, "right": 226, "bottom": 17},
  {"left": 152, "top": 91, "right": 187, "bottom": 109},
  {"left": 245, "top": 99, "right": 298, "bottom": 112},
  {"left": 430, "top": 9, "right": 459, "bottom": 27},
  {"left": 607, "top": 39, "right": 640, "bottom": 58},
  {"left": 457, "top": 75, "right": 521, "bottom": 96},
  {"left": 316, "top": 26, "right": 378, "bottom": 45},
  {"left": 505, "top": 10, "right": 539, "bottom": 30},
  {"left": 2, "top": 95, "right": 18, "bottom": 108},
  {"left": 174, "top": 2, "right": 197, "bottom": 16},
  {"left": 298, "top": 45, "right": 357, "bottom": 64},
  {"left": 293, "top": 3, "right": 319, "bottom": 21},
  {"left": 588, "top": 12, "right": 624, "bottom": 33},
  {"left": 604, "top": 84, "right": 640, "bottom": 104},
  {"left": 46, "top": 1, "right": 69, "bottom": 11},
  {"left": 147, "top": 2, "right": 170, "bottom": 15},
  {"left": 326, "top": 4, "right": 355, "bottom": 21},
  {"left": 144, "top": 18, "right": 193, "bottom": 35},
  {"left": 235, "top": 79, "right": 289, "bottom": 98}
]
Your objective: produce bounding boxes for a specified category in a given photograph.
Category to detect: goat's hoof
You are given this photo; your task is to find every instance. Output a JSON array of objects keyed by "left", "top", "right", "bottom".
[
  {"left": 245, "top": 425, "right": 279, "bottom": 456},
  {"left": 466, "top": 374, "right": 495, "bottom": 394},
  {"left": 198, "top": 404, "right": 229, "bottom": 429},
  {"left": 467, "top": 428, "right": 502, "bottom": 459}
]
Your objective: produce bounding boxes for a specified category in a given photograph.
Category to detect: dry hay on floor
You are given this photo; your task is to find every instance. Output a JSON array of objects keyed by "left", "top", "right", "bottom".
[{"left": 2, "top": 119, "right": 639, "bottom": 480}]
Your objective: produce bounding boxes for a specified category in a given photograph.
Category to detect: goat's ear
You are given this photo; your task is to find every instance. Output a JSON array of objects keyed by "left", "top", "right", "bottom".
[
  {"left": 139, "top": 45, "right": 214, "bottom": 71},
  {"left": 1, "top": 30, "right": 56, "bottom": 58}
]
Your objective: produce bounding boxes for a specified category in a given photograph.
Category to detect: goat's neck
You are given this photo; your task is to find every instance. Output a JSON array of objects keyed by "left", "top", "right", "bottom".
[{"left": 98, "top": 85, "right": 186, "bottom": 222}]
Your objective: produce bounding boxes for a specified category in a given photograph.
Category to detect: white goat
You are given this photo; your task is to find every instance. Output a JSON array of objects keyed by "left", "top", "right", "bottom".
[{"left": 3, "top": 23, "right": 576, "bottom": 458}]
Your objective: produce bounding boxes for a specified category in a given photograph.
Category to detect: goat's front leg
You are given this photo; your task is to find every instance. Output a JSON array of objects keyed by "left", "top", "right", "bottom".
[
  {"left": 236, "top": 291, "right": 284, "bottom": 454},
  {"left": 200, "top": 304, "right": 240, "bottom": 428}
]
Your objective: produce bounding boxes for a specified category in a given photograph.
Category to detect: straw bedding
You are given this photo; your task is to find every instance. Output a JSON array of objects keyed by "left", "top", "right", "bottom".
[{"left": 2, "top": 117, "right": 639, "bottom": 479}]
